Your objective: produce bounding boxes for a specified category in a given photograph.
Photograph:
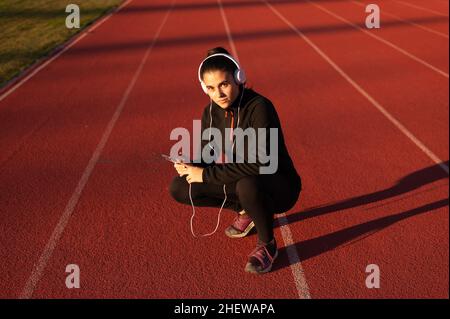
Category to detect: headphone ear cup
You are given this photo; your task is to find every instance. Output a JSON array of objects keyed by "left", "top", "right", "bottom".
[
  {"left": 235, "top": 69, "right": 246, "bottom": 84},
  {"left": 200, "top": 81, "right": 208, "bottom": 94}
]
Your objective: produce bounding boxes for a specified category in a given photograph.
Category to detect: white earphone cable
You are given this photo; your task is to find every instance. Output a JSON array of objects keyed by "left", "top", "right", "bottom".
[
  {"left": 189, "top": 183, "right": 227, "bottom": 237},
  {"left": 189, "top": 86, "right": 245, "bottom": 238},
  {"left": 208, "top": 98, "right": 214, "bottom": 150},
  {"left": 231, "top": 87, "right": 244, "bottom": 153}
]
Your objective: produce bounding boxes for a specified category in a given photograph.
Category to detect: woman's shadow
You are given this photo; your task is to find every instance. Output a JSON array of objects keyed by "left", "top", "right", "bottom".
[{"left": 272, "top": 161, "right": 449, "bottom": 272}]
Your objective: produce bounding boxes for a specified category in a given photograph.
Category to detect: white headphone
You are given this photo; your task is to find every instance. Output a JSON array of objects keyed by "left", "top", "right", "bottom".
[{"left": 198, "top": 53, "right": 247, "bottom": 94}]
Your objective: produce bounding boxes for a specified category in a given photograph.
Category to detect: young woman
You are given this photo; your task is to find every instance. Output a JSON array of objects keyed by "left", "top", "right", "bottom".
[{"left": 169, "top": 47, "right": 301, "bottom": 274}]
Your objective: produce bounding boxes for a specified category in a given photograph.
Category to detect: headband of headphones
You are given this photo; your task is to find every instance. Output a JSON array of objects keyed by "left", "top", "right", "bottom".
[{"left": 198, "top": 53, "right": 247, "bottom": 94}]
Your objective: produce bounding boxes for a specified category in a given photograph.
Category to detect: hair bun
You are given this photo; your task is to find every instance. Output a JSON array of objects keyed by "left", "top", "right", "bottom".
[{"left": 206, "top": 47, "right": 230, "bottom": 57}]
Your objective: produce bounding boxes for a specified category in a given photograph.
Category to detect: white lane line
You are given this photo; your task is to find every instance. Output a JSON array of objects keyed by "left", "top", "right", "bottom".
[
  {"left": 352, "top": 0, "right": 449, "bottom": 39},
  {"left": 18, "top": 0, "right": 176, "bottom": 299},
  {"left": 0, "top": 0, "right": 134, "bottom": 104},
  {"left": 394, "top": 0, "right": 450, "bottom": 17},
  {"left": 217, "top": 0, "right": 312, "bottom": 300},
  {"left": 217, "top": 0, "right": 239, "bottom": 60},
  {"left": 262, "top": 0, "right": 449, "bottom": 175},
  {"left": 307, "top": 0, "right": 449, "bottom": 78},
  {"left": 277, "top": 214, "right": 312, "bottom": 299}
]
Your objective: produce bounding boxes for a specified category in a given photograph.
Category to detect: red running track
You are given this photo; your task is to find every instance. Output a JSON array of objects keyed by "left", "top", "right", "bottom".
[{"left": 0, "top": 0, "right": 448, "bottom": 298}]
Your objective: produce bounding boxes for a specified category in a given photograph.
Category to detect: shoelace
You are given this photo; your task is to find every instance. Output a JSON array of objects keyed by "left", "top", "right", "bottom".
[
  {"left": 233, "top": 214, "right": 252, "bottom": 231},
  {"left": 249, "top": 243, "right": 274, "bottom": 267}
]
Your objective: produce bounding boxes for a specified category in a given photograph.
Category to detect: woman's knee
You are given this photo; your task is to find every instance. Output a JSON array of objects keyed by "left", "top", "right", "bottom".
[
  {"left": 235, "top": 175, "right": 263, "bottom": 203},
  {"left": 169, "top": 176, "right": 190, "bottom": 204}
]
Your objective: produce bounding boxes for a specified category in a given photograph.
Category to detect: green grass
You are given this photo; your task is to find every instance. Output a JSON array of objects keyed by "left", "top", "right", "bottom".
[{"left": 0, "top": 0, "right": 123, "bottom": 88}]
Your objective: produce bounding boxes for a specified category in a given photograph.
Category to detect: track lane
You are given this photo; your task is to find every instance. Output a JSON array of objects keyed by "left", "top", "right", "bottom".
[
  {"left": 30, "top": 0, "right": 302, "bottom": 298},
  {"left": 0, "top": 0, "right": 172, "bottom": 298},
  {"left": 263, "top": 0, "right": 449, "bottom": 163},
  {"left": 225, "top": 0, "right": 448, "bottom": 298}
]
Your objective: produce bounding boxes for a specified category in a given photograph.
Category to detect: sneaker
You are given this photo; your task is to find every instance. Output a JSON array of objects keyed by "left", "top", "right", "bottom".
[
  {"left": 224, "top": 212, "right": 255, "bottom": 238},
  {"left": 245, "top": 239, "right": 278, "bottom": 274}
]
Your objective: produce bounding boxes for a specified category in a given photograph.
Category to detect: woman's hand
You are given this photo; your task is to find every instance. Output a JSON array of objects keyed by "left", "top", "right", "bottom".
[{"left": 174, "top": 163, "right": 204, "bottom": 184}]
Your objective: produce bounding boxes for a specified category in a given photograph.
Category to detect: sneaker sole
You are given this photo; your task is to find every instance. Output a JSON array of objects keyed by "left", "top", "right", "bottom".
[{"left": 225, "top": 221, "right": 255, "bottom": 238}]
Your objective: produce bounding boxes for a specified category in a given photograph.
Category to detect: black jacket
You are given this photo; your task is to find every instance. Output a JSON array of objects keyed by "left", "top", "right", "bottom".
[{"left": 196, "top": 87, "right": 301, "bottom": 187}]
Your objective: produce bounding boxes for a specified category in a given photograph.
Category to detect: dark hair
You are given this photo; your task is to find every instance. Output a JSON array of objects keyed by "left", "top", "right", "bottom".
[{"left": 199, "top": 47, "right": 237, "bottom": 81}]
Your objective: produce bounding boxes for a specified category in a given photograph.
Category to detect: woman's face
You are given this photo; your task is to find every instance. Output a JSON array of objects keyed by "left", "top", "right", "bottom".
[{"left": 202, "top": 70, "right": 240, "bottom": 109}]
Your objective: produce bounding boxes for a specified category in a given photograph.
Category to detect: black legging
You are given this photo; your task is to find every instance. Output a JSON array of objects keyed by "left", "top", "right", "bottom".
[{"left": 169, "top": 172, "right": 301, "bottom": 243}]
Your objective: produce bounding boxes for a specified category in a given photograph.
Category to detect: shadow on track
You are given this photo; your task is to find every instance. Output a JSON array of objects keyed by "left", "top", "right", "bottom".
[{"left": 272, "top": 161, "right": 449, "bottom": 271}]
